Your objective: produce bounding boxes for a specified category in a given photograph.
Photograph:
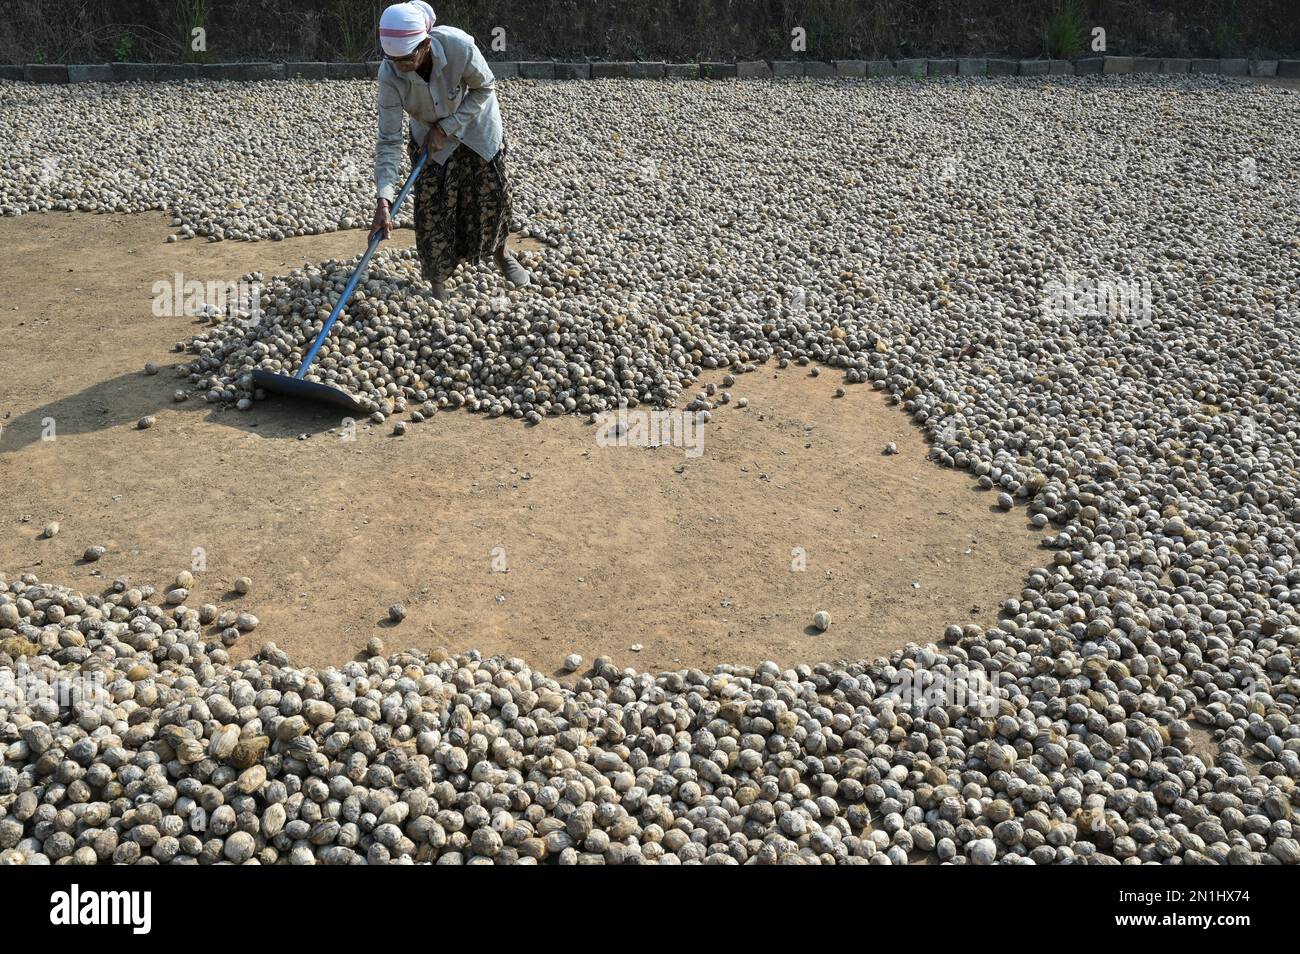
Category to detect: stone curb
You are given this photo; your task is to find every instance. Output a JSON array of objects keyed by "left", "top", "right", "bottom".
[
  {"left": 587, "top": 60, "right": 667, "bottom": 78},
  {"left": 6, "top": 57, "right": 1295, "bottom": 83},
  {"left": 285, "top": 62, "right": 328, "bottom": 79},
  {"left": 23, "top": 64, "right": 69, "bottom": 82},
  {"left": 157, "top": 64, "right": 200, "bottom": 81},
  {"left": 113, "top": 62, "right": 161, "bottom": 81},
  {"left": 328, "top": 62, "right": 372, "bottom": 79},
  {"left": 68, "top": 64, "right": 113, "bottom": 82},
  {"left": 517, "top": 61, "right": 555, "bottom": 79},
  {"left": 590, "top": 61, "right": 631, "bottom": 78},
  {"left": 199, "top": 62, "right": 284, "bottom": 81}
]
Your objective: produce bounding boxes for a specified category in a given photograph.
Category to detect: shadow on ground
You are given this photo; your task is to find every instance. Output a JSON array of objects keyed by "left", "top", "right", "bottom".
[{"left": 0, "top": 366, "right": 355, "bottom": 454}]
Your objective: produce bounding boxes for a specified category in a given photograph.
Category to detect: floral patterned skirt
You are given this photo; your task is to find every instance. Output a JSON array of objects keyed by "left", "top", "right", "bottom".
[{"left": 406, "top": 137, "right": 513, "bottom": 284}]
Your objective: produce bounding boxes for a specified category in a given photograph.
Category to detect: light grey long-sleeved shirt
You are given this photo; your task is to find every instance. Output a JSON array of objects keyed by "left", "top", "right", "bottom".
[{"left": 374, "top": 25, "right": 503, "bottom": 203}]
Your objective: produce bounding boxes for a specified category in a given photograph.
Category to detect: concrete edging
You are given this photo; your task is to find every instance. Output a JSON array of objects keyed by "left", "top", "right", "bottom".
[{"left": 4, "top": 57, "right": 1296, "bottom": 83}]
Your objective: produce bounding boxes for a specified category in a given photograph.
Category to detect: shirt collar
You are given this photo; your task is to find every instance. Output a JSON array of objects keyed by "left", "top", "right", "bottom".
[{"left": 426, "top": 31, "right": 447, "bottom": 72}]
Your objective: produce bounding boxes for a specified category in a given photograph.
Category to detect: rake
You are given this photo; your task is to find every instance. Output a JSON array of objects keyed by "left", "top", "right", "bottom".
[{"left": 252, "top": 147, "right": 429, "bottom": 414}]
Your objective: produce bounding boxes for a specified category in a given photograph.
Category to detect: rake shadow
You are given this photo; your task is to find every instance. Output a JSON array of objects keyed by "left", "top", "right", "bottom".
[{"left": 0, "top": 366, "right": 352, "bottom": 454}]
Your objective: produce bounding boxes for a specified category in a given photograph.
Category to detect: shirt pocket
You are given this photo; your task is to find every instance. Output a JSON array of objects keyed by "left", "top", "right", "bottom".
[{"left": 434, "top": 78, "right": 466, "bottom": 121}]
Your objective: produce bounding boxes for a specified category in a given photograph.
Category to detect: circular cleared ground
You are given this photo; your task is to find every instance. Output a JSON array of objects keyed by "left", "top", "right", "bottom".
[{"left": 0, "top": 211, "right": 1043, "bottom": 673}]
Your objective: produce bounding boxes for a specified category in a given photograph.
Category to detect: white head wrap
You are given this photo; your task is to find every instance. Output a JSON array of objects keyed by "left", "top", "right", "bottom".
[{"left": 378, "top": 1, "right": 436, "bottom": 57}]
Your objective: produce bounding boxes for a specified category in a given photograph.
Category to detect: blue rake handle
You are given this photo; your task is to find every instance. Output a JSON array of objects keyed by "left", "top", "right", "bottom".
[{"left": 294, "top": 147, "right": 429, "bottom": 380}]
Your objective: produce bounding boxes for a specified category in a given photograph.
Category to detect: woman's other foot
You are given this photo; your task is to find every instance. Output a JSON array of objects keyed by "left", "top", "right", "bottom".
[{"left": 495, "top": 249, "right": 531, "bottom": 287}]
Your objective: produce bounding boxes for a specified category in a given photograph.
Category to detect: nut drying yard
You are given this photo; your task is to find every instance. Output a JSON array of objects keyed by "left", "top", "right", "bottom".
[{"left": 1, "top": 73, "right": 1299, "bottom": 866}]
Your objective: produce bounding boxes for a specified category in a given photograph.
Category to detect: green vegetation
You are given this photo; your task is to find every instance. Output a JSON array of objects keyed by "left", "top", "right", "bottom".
[
  {"left": 1213, "top": 20, "right": 1243, "bottom": 58},
  {"left": 173, "top": 0, "right": 207, "bottom": 62},
  {"left": 1044, "top": 1, "right": 1086, "bottom": 60}
]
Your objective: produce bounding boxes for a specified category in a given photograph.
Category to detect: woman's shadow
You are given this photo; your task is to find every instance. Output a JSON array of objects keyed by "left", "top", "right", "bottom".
[{"left": 0, "top": 364, "right": 349, "bottom": 455}]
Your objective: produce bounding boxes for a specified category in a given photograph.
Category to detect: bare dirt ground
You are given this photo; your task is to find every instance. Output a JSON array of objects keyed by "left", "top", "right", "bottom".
[{"left": 0, "top": 211, "right": 1046, "bottom": 674}]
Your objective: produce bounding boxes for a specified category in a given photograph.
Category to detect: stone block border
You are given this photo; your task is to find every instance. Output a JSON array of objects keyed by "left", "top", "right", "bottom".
[
  {"left": 285, "top": 62, "right": 328, "bottom": 79},
  {"left": 68, "top": 64, "right": 113, "bottom": 82},
  {"left": 700, "top": 62, "right": 736, "bottom": 78},
  {"left": 5, "top": 57, "right": 1296, "bottom": 84},
  {"left": 156, "top": 64, "right": 200, "bottom": 81},
  {"left": 517, "top": 61, "right": 554, "bottom": 80},
  {"left": 554, "top": 62, "right": 590, "bottom": 80}
]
